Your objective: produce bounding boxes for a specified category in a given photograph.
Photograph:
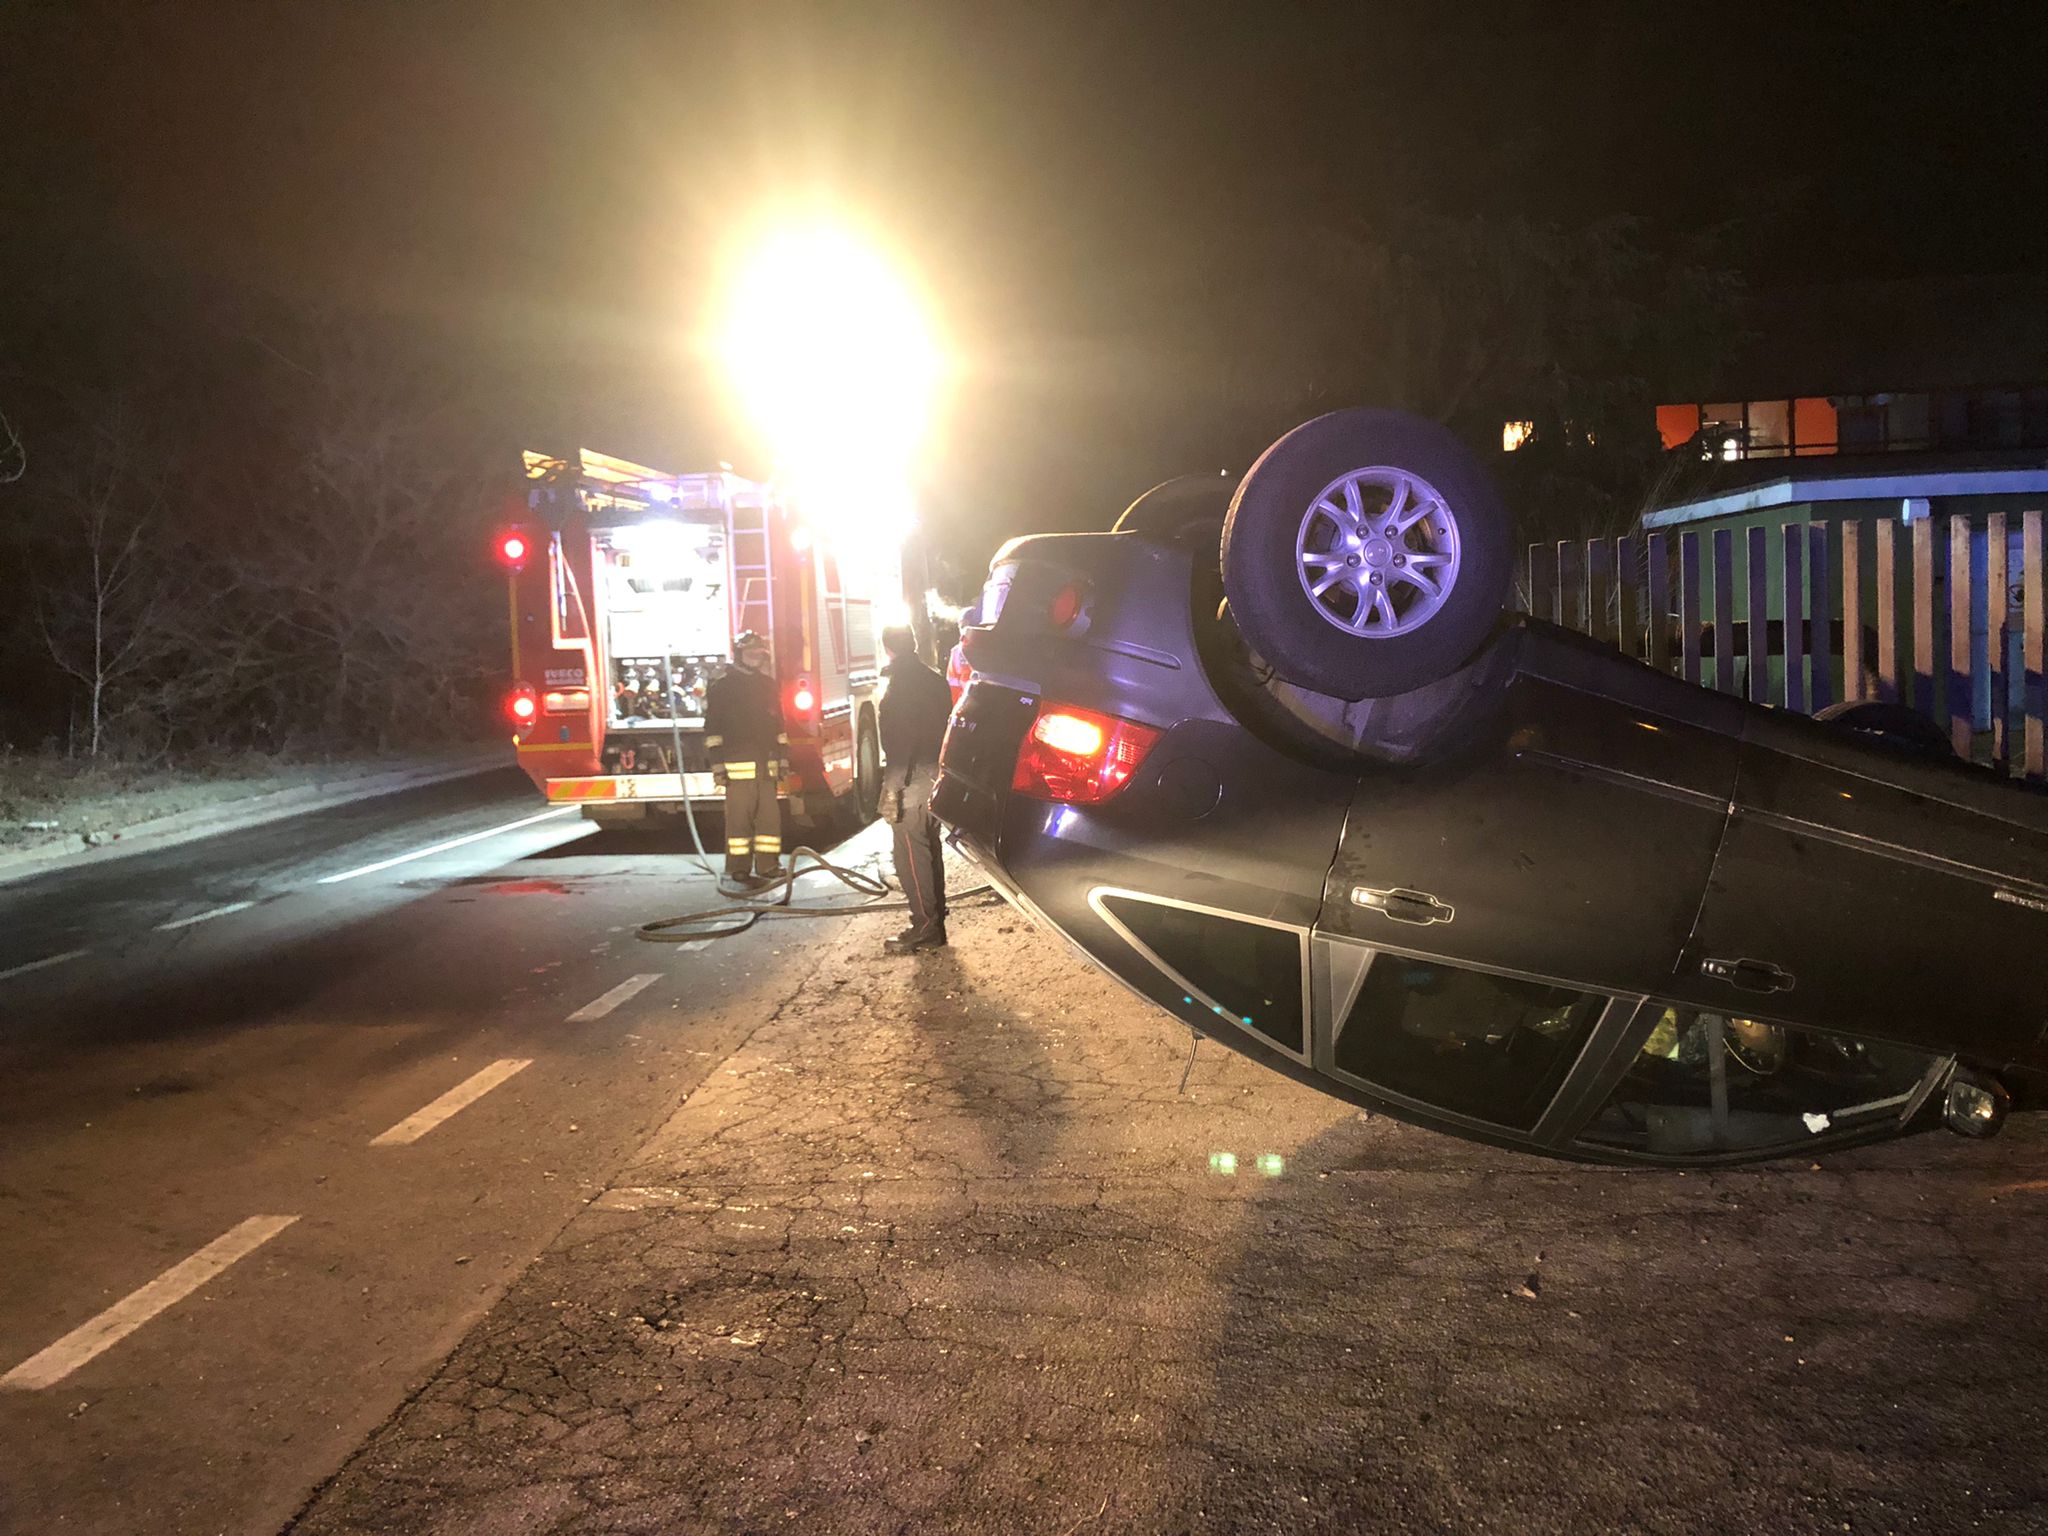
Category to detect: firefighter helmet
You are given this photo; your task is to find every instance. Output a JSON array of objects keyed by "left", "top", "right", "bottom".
[{"left": 733, "top": 630, "right": 769, "bottom": 659}]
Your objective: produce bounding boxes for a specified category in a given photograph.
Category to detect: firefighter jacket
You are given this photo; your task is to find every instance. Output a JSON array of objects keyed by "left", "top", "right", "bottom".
[
  {"left": 878, "top": 653, "right": 952, "bottom": 777},
  {"left": 704, "top": 666, "right": 787, "bottom": 770}
]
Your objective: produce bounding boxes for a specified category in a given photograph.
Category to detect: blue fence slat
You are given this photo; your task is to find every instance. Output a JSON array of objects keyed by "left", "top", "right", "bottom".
[
  {"left": 1808, "top": 523, "right": 1834, "bottom": 710},
  {"left": 1783, "top": 523, "right": 1807, "bottom": 714},
  {"left": 1711, "top": 528, "right": 1735, "bottom": 694}
]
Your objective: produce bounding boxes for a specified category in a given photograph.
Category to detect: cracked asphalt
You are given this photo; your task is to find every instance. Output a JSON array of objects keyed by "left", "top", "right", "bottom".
[{"left": 292, "top": 891, "right": 2048, "bottom": 1536}]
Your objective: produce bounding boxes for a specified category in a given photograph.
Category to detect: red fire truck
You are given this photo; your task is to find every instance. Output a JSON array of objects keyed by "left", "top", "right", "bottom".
[{"left": 496, "top": 448, "right": 902, "bottom": 830}]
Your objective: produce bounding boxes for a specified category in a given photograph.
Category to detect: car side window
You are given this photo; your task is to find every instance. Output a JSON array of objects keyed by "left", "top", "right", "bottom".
[
  {"left": 1332, "top": 958, "right": 1603, "bottom": 1129},
  {"left": 1095, "top": 894, "right": 1305, "bottom": 1055},
  {"left": 1577, "top": 1010, "right": 1943, "bottom": 1158}
]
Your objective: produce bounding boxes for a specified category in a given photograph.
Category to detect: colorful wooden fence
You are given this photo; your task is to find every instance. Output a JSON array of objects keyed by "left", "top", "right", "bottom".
[{"left": 1520, "top": 509, "right": 2048, "bottom": 780}]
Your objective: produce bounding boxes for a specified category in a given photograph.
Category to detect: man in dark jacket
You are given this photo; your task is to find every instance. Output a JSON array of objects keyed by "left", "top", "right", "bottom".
[
  {"left": 877, "top": 625, "right": 954, "bottom": 952},
  {"left": 703, "top": 630, "right": 787, "bottom": 886}
]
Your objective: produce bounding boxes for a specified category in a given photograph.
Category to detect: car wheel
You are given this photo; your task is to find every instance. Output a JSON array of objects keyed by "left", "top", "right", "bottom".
[
  {"left": 1813, "top": 700, "right": 1956, "bottom": 758},
  {"left": 1221, "top": 408, "right": 1512, "bottom": 699}
]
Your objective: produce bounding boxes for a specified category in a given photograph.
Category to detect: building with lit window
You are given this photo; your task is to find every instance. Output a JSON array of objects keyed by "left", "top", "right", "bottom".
[{"left": 1641, "top": 274, "right": 2048, "bottom": 538}]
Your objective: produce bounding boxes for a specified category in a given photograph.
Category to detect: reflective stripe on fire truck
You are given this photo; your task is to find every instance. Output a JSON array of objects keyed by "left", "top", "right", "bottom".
[{"left": 544, "top": 773, "right": 738, "bottom": 802}]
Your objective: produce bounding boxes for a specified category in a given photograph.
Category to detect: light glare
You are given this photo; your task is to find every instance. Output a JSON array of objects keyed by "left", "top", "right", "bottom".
[
  {"left": 1034, "top": 712, "right": 1107, "bottom": 757},
  {"left": 718, "top": 222, "right": 941, "bottom": 544}
]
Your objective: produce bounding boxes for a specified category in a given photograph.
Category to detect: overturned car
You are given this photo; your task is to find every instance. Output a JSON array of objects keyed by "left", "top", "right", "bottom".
[{"left": 934, "top": 409, "right": 2048, "bottom": 1167}]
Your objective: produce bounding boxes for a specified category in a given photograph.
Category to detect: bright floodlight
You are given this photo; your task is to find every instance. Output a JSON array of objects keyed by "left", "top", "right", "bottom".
[{"left": 717, "top": 222, "right": 941, "bottom": 539}]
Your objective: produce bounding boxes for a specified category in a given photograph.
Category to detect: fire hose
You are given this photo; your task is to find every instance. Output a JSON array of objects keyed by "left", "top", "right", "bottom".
[
  {"left": 635, "top": 844, "right": 996, "bottom": 943},
  {"left": 644, "top": 766, "right": 996, "bottom": 944}
]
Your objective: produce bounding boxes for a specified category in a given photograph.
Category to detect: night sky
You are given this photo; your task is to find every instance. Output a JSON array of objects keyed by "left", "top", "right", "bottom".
[{"left": 4, "top": 1, "right": 2044, "bottom": 564}]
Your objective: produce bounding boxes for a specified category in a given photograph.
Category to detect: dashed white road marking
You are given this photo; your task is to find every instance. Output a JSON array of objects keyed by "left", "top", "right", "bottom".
[
  {"left": 566, "top": 973, "right": 661, "bottom": 1022},
  {"left": 370, "top": 1058, "right": 532, "bottom": 1146},
  {"left": 316, "top": 807, "right": 577, "bottom": 884},
  {"left": 0, "top": 948, "right": 89, "bottom": 983},
  {"left": 155, "top": 900, "right": 255, "bottom": 932},
  {"left": 1, "top": 1215, "right": 298, "bottom": 1391}
]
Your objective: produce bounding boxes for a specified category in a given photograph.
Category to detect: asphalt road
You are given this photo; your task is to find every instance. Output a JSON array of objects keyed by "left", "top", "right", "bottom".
[
  {"left": 10, "top": 770, "right": 2048, "bottom": 1534},
  {"left": 295, "top": 903, "right": 2048, "bottom": 1536},
  {"left": 0, "top": 768, "right": 858, "bottom": 1534}
]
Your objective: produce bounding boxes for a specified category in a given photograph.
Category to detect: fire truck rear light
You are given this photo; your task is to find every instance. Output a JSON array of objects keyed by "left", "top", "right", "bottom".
[
  {"left": 506, "top": 687, "right": 538, "bottom": 724},
  {"left": 1011, "top": 702, "right": 1162, "bottom": 805},
  {"left": 496, "top": 530, "right": 530, "bottom": 570},
  {"left": 542, "top": 689, "right": 590, "bottom": 715},
  {"left": 791, "top": 681, "right": 817, "bottom": 714}
]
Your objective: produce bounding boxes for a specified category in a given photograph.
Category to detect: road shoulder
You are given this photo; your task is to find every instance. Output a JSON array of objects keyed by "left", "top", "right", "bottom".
[{"left": 0, "top": 747, "right": 506, "bottom": 885}]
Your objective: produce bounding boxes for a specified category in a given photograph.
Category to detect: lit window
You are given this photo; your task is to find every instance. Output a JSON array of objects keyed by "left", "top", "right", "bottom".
[
  {"left": 1501, "top": 420, "right": 1533, "bottom": 452},
  {"left": 1656, "top": 403, "right": 1701, "bottom": 451},
  {"left": 1792, "top": 397, "right": 1838, "bottom": 456}
]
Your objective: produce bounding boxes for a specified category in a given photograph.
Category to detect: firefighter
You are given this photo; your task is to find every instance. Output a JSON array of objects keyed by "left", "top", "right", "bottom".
[
  {"left": 878, "top": 625, "right": 955, "bottom": 953},
  {"left": 704, "top": 630, "right": 787, "bottom": 886}
]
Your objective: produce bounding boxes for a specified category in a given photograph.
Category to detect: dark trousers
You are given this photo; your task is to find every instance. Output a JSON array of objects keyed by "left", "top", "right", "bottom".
[
  {"left": 720, "top": 766, "right": 781, "bottom": 877},
  {"left": 891, "top": 766, "right": 947, "bottom": 932}
]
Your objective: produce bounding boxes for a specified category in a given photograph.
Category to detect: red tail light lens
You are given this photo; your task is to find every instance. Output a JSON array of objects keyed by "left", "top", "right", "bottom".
[
  {"left": 496, "top": 529, "right": 530, "bottom": 571},
  {"left": 1048, "top": 581, "right": 1086, "bottom": 629},
  {"left": 1011, "top": 703, "right": 1162, "bottom": 804},
  {"left": 791, "top": 680, "right": 817, "bottom": 715},
  {"left": 506, "top": 686, "right": 538, "bottom": 725}
]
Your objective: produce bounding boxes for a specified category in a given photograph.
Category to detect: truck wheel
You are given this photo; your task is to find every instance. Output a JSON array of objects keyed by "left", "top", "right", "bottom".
[
  {"left": 853, "top": 711, "right": 882, "bottom": 821},
  {"left": 1221, "top": 408, "right": 1512, "bottom": 700}
]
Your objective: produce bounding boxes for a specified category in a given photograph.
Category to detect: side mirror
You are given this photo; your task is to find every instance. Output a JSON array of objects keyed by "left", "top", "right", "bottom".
[{"left": 1944, "top": 1069, "right": 2011, "bottom": 1139}]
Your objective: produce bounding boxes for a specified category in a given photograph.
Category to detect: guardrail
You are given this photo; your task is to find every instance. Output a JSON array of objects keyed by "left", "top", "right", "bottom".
[{"left": 1520, "top": 509, "right": 2047, "bottom": 780}]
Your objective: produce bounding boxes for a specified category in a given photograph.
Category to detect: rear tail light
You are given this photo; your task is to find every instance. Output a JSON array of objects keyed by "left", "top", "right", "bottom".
[
  {"left": 790, "top": 679, "right": 817, "bottom": 715},
  {"left": 1048, "top": 580, "right": 1087, "bottom": 629},
  {"left": 495, "top": 529, "right": 530, "bottom": 571},
  {"left": 1011, "top": 702, "right": 1162, "bottom": 805},
  {"left": 542, "top": 688, "right": 591, "bottom": 715},
  {"left": 506, "top": 685, "right": 538, "bottom": 725}
]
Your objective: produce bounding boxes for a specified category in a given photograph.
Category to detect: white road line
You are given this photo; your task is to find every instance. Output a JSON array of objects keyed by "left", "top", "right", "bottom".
[
  {"left": 370, "top": 1058, "right": 532, "bottom": 1146},
  {"left": 0, "top": 948, "right": 89, "bottom": 983},
  {"left": 155, "top": 900, "right": 256, "bottom": 932},
  {"left": 1, "top": 1215, "right": 298, "bottom": 1391},
  {"left": 566, "top": 973, "right": 661, "bottom": 1022},
  {"left": 316, "top": 807, "right": 577, "bottom": 884}
]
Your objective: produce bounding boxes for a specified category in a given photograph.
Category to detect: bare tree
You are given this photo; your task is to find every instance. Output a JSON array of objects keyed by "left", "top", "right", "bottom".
[
  {"left": 220, "top": 314, "right": 501, "bottom": 750},
  {"left": 30, "top": 398, "right": 175, "bottom": 757},
  {"left": 0, "top": 403, "right": 23, "bottom": 485}
]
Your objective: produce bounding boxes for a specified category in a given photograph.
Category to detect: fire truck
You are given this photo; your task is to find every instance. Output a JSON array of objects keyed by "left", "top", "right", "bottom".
[{"left": 496, "top": 448, "right": 902, "bottom": 830}]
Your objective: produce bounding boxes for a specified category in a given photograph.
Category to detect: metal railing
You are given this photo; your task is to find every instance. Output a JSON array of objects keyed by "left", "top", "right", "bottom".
[{"left": 1521, "top": 510, "right": 2048, "bottom": 779}]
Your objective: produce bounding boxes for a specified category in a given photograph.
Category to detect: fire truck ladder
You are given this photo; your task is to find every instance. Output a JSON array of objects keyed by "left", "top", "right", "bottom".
[{"left": 727, "top": 492, "right": 776, "bottom": 652}]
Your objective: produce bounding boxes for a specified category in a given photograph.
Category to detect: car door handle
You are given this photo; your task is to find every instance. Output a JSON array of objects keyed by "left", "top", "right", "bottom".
[
  {"left": 1700, "top": 956, "right": 1796, "bottom": 994},
  {"left": 1350, "top": 886, "right": 1455, "bottom": 926}
]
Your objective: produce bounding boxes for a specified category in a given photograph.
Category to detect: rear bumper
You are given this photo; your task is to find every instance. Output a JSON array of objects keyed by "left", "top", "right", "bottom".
[{"left": 545, "top": 772, "right": 785, "bottom": 806}]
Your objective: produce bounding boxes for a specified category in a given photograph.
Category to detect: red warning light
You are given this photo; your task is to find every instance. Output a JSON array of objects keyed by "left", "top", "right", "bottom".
[
  {"left": 496, "top": 530, "right": 530, "bottom": 571},
  {"left": 506, "top": 686, "right": 538, "bottom": 725},
  {"left": 791, "top": 681, "right": 817, "bottom": 715}
]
